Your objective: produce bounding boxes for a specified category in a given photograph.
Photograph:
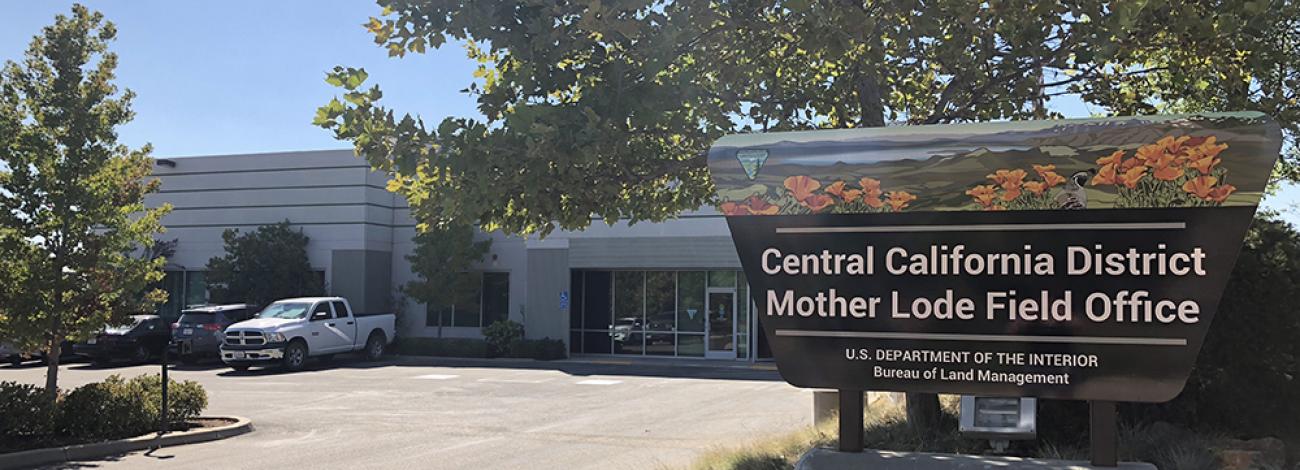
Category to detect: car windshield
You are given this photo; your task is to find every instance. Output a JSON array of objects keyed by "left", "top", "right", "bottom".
[{"left": 257, "top": 303, "right": 311, "bottom": 320}]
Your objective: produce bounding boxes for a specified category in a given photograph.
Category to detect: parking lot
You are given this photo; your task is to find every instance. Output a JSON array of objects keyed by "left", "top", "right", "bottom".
[{"left": 0, "top": 356, "right": 807, "bottom": 469}]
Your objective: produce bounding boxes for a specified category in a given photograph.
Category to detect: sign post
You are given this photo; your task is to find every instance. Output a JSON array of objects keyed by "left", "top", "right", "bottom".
[
  {"left": 838, "top": 389, "right": 863, "bottom": 452},
  {"left": 707, "top": 112, "right": 1281, "bottom": 464}
]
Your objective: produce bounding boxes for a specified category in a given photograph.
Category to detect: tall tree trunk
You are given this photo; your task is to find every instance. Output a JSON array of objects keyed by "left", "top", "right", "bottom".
[
  {"left": 43, "top": 330, "right": 61, "bottom": 402},
  {"left": 857, "top": 63, "right": 945, "bottom": 434}
]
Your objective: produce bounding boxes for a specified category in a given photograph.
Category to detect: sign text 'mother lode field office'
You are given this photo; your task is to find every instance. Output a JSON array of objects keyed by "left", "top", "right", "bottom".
[{"left": 707, "top": 112, "right": 1281, "bottom": 403}]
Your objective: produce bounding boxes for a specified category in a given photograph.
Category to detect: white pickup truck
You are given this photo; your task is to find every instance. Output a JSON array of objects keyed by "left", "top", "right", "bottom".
[{"left": 220, "top": 297, "right": 395, "bottom": 371}]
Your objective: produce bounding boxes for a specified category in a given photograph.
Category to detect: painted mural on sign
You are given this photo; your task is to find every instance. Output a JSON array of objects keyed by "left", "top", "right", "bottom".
[{"left": 710, "top": 112, "right": 1275, "bottom": 215}]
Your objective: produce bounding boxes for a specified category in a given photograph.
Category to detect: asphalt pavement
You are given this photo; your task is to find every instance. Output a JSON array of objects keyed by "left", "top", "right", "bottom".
[{"left": 0, "top": 355, "right": 808, "bottom": 469}]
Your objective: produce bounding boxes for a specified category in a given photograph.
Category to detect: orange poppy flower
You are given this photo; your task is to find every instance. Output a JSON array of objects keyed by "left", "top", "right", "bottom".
[
  {"left": 1182, "top": 175, "right": 1218, "bottom": 199},
  {"left": 987, "top": 169, "right": 1027, "bottom": 191},
  {"left": 858, "top": 177, "right": 881, "bottom": 193},
  {"left": 1207, "top": 184, "right": 1236, "bottom": 202},
  {"left": 965, "top": 185, "right": 998, "bottom": 207},
  {"left": 1150, "top": 155, "right": 1184, "bottom": 181},
  {"left": 1040, "top": 171, "right": 1066, "bottom": 188},
  {"left": 863, "top": 194, "right": 884, "bottom": 209},
  {"left": 784, "top": 176, "right": 821, "bottom": 202},
  {"left": 720, "top": 201, "right": 751, "bottom": 215},
  {"left": 1187, "top": 154, "right": 1221, "bottom": 175},
  {"left": 1135, "top": 143, "right": 1165, "bottom": 166},
  {"left": 885, "top": 191, "right": 917, "bottom": 212},
  {"left": 1024, "top": 181, "right": 1046, "bottom": 195},
  {"left": 825, "top": 181, "right": 847, "bottom": 199},
  {"left": 1120, "top": 156, "right": 1143, "bottom": 171},
  {"left": 800, "top": 194, "right": 834, "bottom": 212},
  {"left": 1119, "top": 166, "right": 1147, "bottom": 189},
  {"left": 842, "top": 189, "right": 863, "bottom": 202},
  {"left": 745, "top": 195, "right": 780, "bottom": 215},
  {"left": 1091, "top": 164, "right": 1117, "bottom": 186},
  {"left": 1156, "top": 135, "right": 1191, "bottom": 154},
  {"left": 1096, "top": 150, "right": 1125, "bottom": 167},
  {"left": 1196, "top": 136, "right": 1228, "bottom": 157},
  {"left": 1032, "top": 164, "right": 1056, "bottom": 177}
]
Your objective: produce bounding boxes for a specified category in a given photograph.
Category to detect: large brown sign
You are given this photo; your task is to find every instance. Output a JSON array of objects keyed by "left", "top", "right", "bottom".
[{"left": 708, "top": 113, "right": 1281, "bottom": 402}]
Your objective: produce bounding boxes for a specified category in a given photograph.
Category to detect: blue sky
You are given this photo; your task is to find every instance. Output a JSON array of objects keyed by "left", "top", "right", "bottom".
[{"left": 2, "top": 1, "right": 1296, "bottom": 222}]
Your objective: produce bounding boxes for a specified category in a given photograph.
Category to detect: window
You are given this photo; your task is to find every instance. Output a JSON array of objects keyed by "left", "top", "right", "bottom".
[
  {"left": 155, "top": 270, "right": 209, "bottom": 322},
  {"left": 422, "top": 272, "right": 510, "bottom": 328},
  {"left": 569, "top": 269, "right": 750, "bottom": 358},
  {"left": 184, "top": 271, "right": 207, "bottom": 307},
  {"left": 311, "top": 302, "right": 333, "bottom": 320},
  {"left": 331, "top": 301, "right": 349, "bottom": 318},
  {"left": 482, "top": 272, "right": 509, "bottom": 326}
]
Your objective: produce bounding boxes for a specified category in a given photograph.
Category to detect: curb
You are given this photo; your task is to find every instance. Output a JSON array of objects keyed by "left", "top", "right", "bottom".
[
  {"left": 393, "top": 354, "right": 779, "bottom": 371},
  {"left": 0, "top": 416, "right": 252, "bottom": 469}
]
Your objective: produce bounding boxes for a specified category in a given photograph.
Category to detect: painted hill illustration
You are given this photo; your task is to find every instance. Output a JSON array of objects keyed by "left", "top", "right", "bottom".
[{"left": 708, "top": 113, "right": 1279, "bottom": 214}]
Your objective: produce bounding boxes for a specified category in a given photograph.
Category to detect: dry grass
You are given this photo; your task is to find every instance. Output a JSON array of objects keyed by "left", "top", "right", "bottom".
[{"left": 685, "top": 397, "right": 1226, "bottom": 470}]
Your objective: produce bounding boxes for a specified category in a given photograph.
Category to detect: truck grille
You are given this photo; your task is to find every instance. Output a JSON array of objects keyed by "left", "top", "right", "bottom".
[{"left": 225, "top": 330, "right": 265, "bottom": 346}]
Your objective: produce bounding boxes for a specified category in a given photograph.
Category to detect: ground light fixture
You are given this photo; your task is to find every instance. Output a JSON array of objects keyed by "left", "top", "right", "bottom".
[{"left": 958, "top": 396, "right": 1037, "bottom": 452}]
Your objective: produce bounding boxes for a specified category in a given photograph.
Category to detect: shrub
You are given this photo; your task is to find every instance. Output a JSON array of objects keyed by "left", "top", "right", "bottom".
[
  {"left": 482, "top": 320, "right": 524, "bottom": 356},
  {"left": 0, "top": 381, "right": 55, "bottom": 441},
  {"left": 58, "top": 374, "right": 207, "bottom": 440},
  {"left": 505, "top": 338, "right": 567, "bottom": 360},
  {"left": 126, "top": 374, "right": 208, "bottom": 427},
  {"left": 1035, "top": 217, "right": 1300, "bottom": 440},
  {"left": 58, "top": 375, "right": 145, "bottom": 440},
  {"left": 396, "top": 337, "right": 490, "bottom": 358}
]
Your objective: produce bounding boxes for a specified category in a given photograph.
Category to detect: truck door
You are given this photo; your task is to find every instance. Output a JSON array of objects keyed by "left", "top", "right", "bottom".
[
  {"left": 330, "top": 300, "right": 359, "bottom": 349},
  {"left": 307, "top": 302, "right": 351, "bottom": 354}
]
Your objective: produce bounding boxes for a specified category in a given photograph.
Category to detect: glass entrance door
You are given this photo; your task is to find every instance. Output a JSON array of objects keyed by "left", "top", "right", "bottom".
[{"left": 706, "top": 290, "right": 736, "bottom": 359}]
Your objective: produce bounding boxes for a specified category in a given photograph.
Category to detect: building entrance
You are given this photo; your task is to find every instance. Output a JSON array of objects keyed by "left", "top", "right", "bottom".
[{"left": 705, "top": 289, "right": 736, "bottom": 359}]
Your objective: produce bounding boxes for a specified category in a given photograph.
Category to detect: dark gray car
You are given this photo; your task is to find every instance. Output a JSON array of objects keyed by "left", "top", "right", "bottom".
[{"left": 171, "top": 304, "right": 257, "bottom": 364}]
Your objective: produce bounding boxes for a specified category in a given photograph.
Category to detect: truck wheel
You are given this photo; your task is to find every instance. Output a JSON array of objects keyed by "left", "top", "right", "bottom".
[
  {"left": 282, "top": 341, "right": 308, "bottom": 371},
  {"left": 364, "top": 332, "right": 386, "bottom": 361}
]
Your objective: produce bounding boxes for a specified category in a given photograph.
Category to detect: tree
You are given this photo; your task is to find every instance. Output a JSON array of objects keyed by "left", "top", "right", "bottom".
[
  {"left": 401, "top": 224, "right": 491, "bottom": 337},
  {"left": 0, "top": 5, "right": 170, "bottom": 400},
  {"left": 204, "top": 221, "right": 324, "bottom": 306},
  {"left": 317, "top": 0, "right": 1300, "bottom": 237},
  {"left": 316, "top": 1, "right": 1300, "bottom": 429}
]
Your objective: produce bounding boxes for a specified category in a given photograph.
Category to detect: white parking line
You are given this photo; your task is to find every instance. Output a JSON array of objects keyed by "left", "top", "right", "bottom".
[
  {"left": 412, "top": 374, "right": 459, "bottom": 380},
  {"left": 575, "top": 379, "right": 622, "bottom": 385},
  {"left": 477, "top": 378, "right": 550, "bottom": 384}
]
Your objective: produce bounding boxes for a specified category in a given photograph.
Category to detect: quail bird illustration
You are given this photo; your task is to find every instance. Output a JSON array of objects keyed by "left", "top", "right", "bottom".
[{"left": 1054, "top": 170, "right": 1096, "bottom": 210}]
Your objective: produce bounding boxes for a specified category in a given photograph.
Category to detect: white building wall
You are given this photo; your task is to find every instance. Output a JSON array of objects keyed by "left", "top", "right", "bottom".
[{"left": 150, "top": 149, "right": 736, "bottom": 344}]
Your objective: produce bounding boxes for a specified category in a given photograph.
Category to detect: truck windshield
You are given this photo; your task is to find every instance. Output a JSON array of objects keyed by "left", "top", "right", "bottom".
[{"left": 257, "top": 303, "right": 311, "bottom": 320}]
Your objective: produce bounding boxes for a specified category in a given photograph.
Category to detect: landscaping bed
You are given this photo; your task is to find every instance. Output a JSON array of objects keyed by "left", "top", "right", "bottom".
[
  {"left": 688, "top": 398, "right": 1294, "bottom": 470},
  {"left": 0, "top": 374, "right": 208, "bottom": 455}
]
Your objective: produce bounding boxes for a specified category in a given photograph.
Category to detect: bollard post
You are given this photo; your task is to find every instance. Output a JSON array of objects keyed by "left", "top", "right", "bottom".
[{"left": 160, "top": 340, "right": 171, "bottom": 437}]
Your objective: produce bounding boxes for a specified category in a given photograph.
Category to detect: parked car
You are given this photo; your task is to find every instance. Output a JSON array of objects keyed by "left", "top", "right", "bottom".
[
  {"left": 220, "top": 297, "right": 395, "bottom": 372},
  {"left": 73, "top": 315, "right": 171, "bottom": 365},
  {"left": 0, "top": 343, "right": 40, "bottom": 366},
  {"left": 171, "top": 304, "right": 257, "bottom": 364}
]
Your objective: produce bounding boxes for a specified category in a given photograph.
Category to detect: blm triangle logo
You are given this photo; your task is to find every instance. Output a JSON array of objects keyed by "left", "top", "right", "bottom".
[{"left": 735, "top": 149, "right": 768, "bottom": 180}]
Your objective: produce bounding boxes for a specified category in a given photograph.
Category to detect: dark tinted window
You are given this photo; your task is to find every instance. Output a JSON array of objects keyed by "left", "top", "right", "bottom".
[
  {"left": 178, "top": 312, "right": 215, "bottom": 325},
  {"left": 582, "top": 271, "right": 611, "bottom": 333},
  {"left": 482, "top": 273, "right": 509, "bottom": 326},
  {"left": 138, "top": 318, "right": 163, "bottom": 332},
  {"left": 216, "top": 309, "right": 251, "bottom": 324},
  {"left": 311, "top": 302, "right": 332, "bottom": 319},
  {"left": 331, "top": 301, "right": 349, "bottom": 318}
]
